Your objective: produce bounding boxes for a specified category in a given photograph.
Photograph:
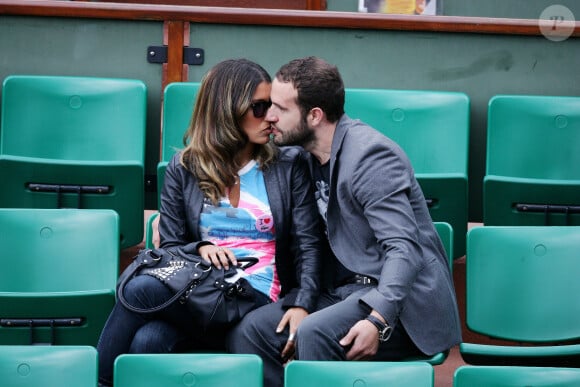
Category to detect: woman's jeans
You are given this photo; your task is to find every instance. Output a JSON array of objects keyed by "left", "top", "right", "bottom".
[{"left": 96, "top": 275, "right": 226, "bottom": 386}]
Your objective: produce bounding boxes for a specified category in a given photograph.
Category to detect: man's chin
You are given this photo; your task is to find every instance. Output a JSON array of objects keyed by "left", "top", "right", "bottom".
[{"left": 271, "top": 134, "right": 286, "bottom": 146}]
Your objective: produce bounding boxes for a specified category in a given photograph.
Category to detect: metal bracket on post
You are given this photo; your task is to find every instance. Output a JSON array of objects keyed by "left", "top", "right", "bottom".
[{"left": 147, "top": 46, "right": 204, "bottom": 65}]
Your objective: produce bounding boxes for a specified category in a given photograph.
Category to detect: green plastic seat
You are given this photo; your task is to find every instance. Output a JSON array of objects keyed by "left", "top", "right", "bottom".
[
  {"left": 0, "top": 208, "right": 119, "bottom": 346},
  {"left": 114, "top": 353, "right": 263, "bottom": 387},
  {"left": 145, "top": 211, "right": 160, "bottom": 249},
  {"left": 460, "top": 226, "right": 580, "bottom": 367},
  {"left": 345, "top": 88, "right": 470, "bottom": 258},
  {"left": 434, "top": 221, "right": 453, "bottom": 271},
  {"left": 0, "top": 75, "right": 147, "bottom": 248},
  {"left": 285, "top": 360, "right": 433, "bottom": 387},
  {"left": 0, "top": 345, "right": 98, "bottom": 387},
  {"left": 454, "top": 365, "right": 580, "bottom": 387},
  {"left": 402, "top": 350, "right": 449, "bottom": 366},
  {"left": 157, "top": 82, "right": 200, "bottom": 202},
  {"left": 484, "top": 95, "right": 580, "bottom": 227}
]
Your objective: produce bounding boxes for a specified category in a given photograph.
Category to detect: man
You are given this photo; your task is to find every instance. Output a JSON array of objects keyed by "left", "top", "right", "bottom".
[{"left": 228, "top": 56, "right": 461, "bottom": 387}]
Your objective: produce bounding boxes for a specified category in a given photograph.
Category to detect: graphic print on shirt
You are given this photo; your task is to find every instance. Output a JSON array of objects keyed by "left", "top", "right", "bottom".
[
  {"left": 315, "top": 180, "right": 330, "bottom": 223},
  {"left": 199, "top": 161, "right": 280, "bottom": 301},
  {"left": 312, "top": 159, "right": 330, "bottom": 227}
]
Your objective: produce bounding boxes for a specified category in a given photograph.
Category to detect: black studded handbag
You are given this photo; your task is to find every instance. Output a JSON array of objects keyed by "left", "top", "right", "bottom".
[{"left": 116, "top": 244, "right": 266, "bottom": 330}]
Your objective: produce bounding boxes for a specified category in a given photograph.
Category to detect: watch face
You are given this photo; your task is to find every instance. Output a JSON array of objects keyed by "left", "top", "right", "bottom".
[{"left": 379, "top": 326, "right": 393, "bottom": 342}]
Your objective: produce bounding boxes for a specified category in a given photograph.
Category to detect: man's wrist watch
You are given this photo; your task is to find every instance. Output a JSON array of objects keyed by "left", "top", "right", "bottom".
[{"left": 365, "top": 315, "right": 393, "bottom": 342}]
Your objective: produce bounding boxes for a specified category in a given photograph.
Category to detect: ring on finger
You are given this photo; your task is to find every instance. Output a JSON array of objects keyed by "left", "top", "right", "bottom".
[{"left": 288, "top": 333, "right": 296, "bottom": 342}]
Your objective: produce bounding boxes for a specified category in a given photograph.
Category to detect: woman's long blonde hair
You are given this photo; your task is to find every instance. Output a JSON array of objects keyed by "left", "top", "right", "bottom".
[{"left": 180, "top": 59, "right": 277, "bottom": 204}]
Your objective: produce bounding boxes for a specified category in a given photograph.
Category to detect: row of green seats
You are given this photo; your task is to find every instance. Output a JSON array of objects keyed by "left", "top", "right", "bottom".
[
  {"left": 157, "top": 84, "right": 471, "bottom": 258},
  {"left": 2, "top": 75, "right": 578, "bottom": 258},
  {"left": 3, "top": 346, "right": 580, "bottom": 387},
  {"left": 2, "top": 210, "right": 580, "bottom": 373},
  {"left": 345, "top": 92, "right": 580, "bottom": 259},
  {"left": 287, "top": 361, "right": 580, "bottom": 387},
  {"left": 147, "top": 218, "right": 580, "bottom": 368},
  {"left": 159, "top": 85, "right": 580, "bottom": 262},
  {"left": 144, "top": 225, "right": 579, "bottom": 370},
  {"left": 344, "top": 92, "right": 580, "bottom": 259}
]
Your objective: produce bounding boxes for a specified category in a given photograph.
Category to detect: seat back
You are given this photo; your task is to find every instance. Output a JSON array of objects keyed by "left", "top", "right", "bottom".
[
  {"left": 114, "top": 353, "right": 263, "bottom": 387},
  {"left": 465, "top": 226, "right": 580, "bottom": 342},
  {"left": 145, "top": 211, "right": 160, "bottom": 249},
  {"left": 285, "top": 360, "right": 433, "bottom": 387},
  {"left": 0, "top": 208, "right": 119, "bottom": 345},
  {"left": 0, "top": 75, "right": 147, "bottom": 248},
  {"left": 434, "top": 221, "right": 453, "bottom": 270},
  {"left": 454, "top": 365, "right": 580, "bottom": 387},
  {"left": 345, "top": 88, "right": 469, "bottom": 258},
  {"left": 484, "top": 95, "right": 580, "bottom": 226},
  {"left": 157, "top": 82, "right": 200, "bottom": 199},
  {"left": 0, "top": 345, "right": 98, "bottom": 387}
]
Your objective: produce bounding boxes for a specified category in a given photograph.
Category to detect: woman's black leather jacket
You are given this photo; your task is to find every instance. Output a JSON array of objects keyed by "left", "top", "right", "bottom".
[{"left": 158, "top": 146, "right": 322, "bottom": 312}]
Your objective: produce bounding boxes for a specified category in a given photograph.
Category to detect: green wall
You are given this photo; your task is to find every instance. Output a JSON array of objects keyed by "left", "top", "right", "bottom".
[{"left": 1, "top": 13, "right": 579, "bottom": 223}]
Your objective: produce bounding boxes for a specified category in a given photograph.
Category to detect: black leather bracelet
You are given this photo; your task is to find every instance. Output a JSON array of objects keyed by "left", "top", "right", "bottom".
[
  {"left": 365, "top": 315, "right": 393, "bottom": 342},
  {"left": 365, "top": 315, "right": 386, "bottom": 331}
]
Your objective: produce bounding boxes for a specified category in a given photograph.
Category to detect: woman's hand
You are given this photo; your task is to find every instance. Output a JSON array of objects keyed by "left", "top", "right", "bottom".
[{"left": 198, "top": 244, "right": 237, "bottom": 269}]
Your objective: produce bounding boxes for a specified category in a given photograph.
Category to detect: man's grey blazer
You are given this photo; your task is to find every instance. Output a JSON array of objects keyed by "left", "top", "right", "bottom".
[{"left": 318, "top": 114, "right": 462, "bottom": 356}]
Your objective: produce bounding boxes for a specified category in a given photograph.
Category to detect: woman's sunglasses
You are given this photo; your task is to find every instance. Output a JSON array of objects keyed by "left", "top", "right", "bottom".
[{"left": 250, "top": 100, "right": 272, "bottom": 118}]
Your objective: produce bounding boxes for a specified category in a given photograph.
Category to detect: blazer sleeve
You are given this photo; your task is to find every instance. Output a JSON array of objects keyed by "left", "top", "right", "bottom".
[{"left": 353, "top": 141, "right": 425, "bottom": 326}]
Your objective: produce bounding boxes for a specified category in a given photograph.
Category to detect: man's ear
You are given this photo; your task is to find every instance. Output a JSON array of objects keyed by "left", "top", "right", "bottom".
[{"left": 308, "top": 107, "right": 325, "bottom": 126}]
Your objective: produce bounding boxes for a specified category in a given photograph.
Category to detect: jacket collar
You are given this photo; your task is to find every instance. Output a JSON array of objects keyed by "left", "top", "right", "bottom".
[{"left": 329, "top": 114, "right": 351, "bottom": 182}]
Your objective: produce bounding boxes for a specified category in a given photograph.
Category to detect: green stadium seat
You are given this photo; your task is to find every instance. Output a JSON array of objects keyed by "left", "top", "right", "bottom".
[
  {"left": 454, "top": 365, "right": 580, "bottom": 387},
  {"left": 0, "top": 208, "right": 119, "bottom": 346},
  {"left": 0, "top": 75, "right": 147, "bottom": 248},
  {"left": 157, "top": 82, "right": 200, "bottom": 201},
  {"left": 345, "top": 88, "right": 469, "bottom": 258},
  {"left": 460, "top": 226, "right": 580, "bottom": 367},
  {"left": 484, "top": 95, "right": 580, "bottom": 227},
  {"left": 0, "top": 345, "right": 98, "bottom": 387},
  {"left": 285, "top": 360, "right": 433, "bottom": 387},
  {"left": 145, "top": 211, "right": 159, "bottom": 249},
  {"left": 434, "top": 221, "right": 453, "bottom": 270},
  {"left": 114, "top": 353, "right": 263, "bottom": 387}
]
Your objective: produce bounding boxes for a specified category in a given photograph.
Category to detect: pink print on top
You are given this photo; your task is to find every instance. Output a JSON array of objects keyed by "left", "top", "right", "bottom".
[{"left": 199, "top": 160, "right": 280, "bottom": 301}]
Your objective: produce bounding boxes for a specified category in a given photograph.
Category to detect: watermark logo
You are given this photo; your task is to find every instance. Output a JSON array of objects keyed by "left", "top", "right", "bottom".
[{"left": 539, "top": 5, "right": 576, "bottom": 42}]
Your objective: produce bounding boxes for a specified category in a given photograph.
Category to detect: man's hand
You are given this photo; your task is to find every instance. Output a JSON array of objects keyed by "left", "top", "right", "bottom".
[
  {"left": 276, "top": 307, "right": 308, "bottom": 364},
  {"left": 339, "top": 319, "right": 380, "bottom": 360}
]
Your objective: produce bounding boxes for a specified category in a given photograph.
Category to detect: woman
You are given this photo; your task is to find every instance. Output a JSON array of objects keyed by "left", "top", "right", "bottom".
[{"left": 97, "top": 59, "right": 322, "bottom": 386}]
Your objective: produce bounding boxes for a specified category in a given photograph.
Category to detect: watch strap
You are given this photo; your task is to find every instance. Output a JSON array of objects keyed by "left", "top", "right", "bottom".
[
  {"left": 365, "top": 315, "right": 393, "bottom": 342},
  {"left": 365, "top": 315, "right": 387, "bottom": 331}
]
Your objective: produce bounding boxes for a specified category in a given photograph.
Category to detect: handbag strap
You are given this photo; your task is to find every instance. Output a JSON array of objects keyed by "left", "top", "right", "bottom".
[
  {"left": 237, "top": 256, "right": 259, "bottom": 269},
  {"left": 117, "top": 249, "right": 198, "bottom": 314}
]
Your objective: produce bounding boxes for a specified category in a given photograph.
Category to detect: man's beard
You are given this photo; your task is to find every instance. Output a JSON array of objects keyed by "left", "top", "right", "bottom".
[{"left": 273, "top": 116, "right": 315, "bottom": 147}]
